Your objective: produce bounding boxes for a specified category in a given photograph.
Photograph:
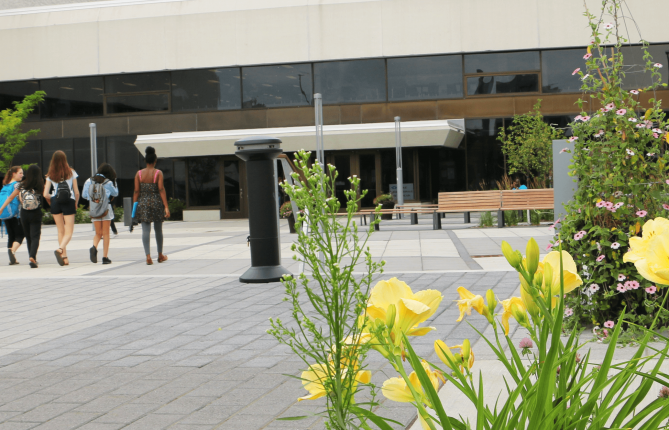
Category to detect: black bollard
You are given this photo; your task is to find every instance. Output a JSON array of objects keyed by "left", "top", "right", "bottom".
[{"left": 235, "top": 136, "right": 291, "bottom": 283}]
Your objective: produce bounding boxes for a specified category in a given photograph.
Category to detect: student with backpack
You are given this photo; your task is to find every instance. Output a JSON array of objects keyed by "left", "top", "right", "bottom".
[
  {"left": 0, "top": 165, "right": 44, "bottom": 268},
  {"left": 0, "top": 166, "right": 25, "bottom": 265},
  {"left": 82, "top": 163, "right": 118, "bottom": 264},
  {"left": 43, "top": 150, "right": 79, "bottom": 266}
]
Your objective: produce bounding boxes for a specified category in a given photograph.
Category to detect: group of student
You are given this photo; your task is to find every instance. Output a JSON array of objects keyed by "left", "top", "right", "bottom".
[{"left": 0, "top": 146, "right": 170, "bottom": 267}]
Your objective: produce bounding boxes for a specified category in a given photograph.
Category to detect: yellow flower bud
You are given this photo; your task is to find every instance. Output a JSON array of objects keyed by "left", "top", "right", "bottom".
[
  {"left": 386, "top": 304, "right": 397, "bottom": 330},
  {"left": 533, "top": 271, "right": 543, "bottom": 287},
  {"left": 486, "top": 289, "right": 497, "bottom": 318},
  {"left": 502, "top": 241, "right": 521, "bottom": 269},
  {"left": 543, "top": 262, "right": 554, "bottom": 297},
  {"left": 526, "top": 238, "right": 540, "bottom": 276},
  {"left": 462, "top": 339, "right": 471, "bottom": 363}
]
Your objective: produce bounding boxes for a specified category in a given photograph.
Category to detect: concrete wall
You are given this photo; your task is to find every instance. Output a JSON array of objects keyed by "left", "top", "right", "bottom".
[{"left": 1, "top": 0, "right": 668, "bottom": 81}]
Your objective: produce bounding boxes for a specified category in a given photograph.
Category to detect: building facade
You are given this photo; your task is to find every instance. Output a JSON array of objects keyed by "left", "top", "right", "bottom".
[{"left": 1, "top": 0, "right": 669, "bottom": 219}]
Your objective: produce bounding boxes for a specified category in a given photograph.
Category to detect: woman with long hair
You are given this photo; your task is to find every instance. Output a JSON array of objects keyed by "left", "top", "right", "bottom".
[
  {"left": 133, "top": 146, "right": 170, "bottom": 265},
  {"left": 43, "top": 150, "right": 79, "bottom": 266},
  {"left": 82, "top": 163, "right": 118, "bottom": 264},
  {"left": 0, "top": 166, "right": 25, "bottom": 265}
]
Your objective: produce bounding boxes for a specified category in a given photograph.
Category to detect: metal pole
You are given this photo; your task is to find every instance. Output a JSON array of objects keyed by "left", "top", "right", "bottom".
[
  {"left": 89, "top": 123, "right": 97, "bottom": 176},
  {"left": 314, "top": 94, "right": 324, "bottom": 165},
  {"left": 274, "top": 159, "right": 281, "bottom": 259},
  {"left": 395, "top": 117, "right": 404, "bottom": 216}
]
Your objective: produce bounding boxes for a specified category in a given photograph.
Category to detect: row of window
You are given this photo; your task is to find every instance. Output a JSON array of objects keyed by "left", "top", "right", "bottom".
[{"left": 2, "top": 45, "right": 667, "bottom": 120}]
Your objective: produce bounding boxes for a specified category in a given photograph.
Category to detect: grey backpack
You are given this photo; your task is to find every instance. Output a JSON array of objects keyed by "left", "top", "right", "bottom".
[{"left": 88, "top": 179, "right": 110, "bottom": 219}]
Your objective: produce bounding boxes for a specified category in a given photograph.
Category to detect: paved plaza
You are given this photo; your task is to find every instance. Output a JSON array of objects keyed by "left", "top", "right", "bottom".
[{"left": 0, "top": 215, "right": 558, "bottom": 429}]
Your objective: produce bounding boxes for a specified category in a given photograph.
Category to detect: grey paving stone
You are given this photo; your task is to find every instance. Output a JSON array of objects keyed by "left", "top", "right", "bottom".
[
  {"left": 91, "top": 403, "right": 158, "bottom": 424},
  {"left": 121, "top": 413, "right": 183, "bottom": 429},
  {"left": 154, "top": 396, "right": 216, "bottom": 415},
  {"left": 74, "top": 395, "right": 136, "bottom": 414},
  {"left": 10, "top": 402, "right": 79, "bottom": 423},
  {"left": 28, "top": 412, "right": 99, "bottom": 430}
]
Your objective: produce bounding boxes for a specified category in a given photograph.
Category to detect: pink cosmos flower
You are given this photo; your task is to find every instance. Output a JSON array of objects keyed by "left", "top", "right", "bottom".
[
  {"left": 603, "top": 329, "right": 609, "bottom": 337},
  {"left": 654, "top": 63, "right": 663, "bottom": 68},
  {"left": 568, "top": 136, "right": 578, "bottom": 142},
  {"left": 653, "top": 128, "right": 662, "bottom": 133},
  {"left": 614, "top": 202, "right": 624, "bottom": 209},
  {"left": 582, "top": 116, "right": 590, "bottom": 121},
  {"left": 603, "top": 23, "right": 614, "bottom": 29},
  {"left": 624, "top": 281, "right": 633, "bottom": 289},
  {"left": 618, "top": 274, "right": 626, "bottom": 281},
  {"left": 604, "top": 320, "right": 615, "bottom": 328},
  {"left": 644, "top": 120, "right": 653, "bottom": 128},
  {"left": 605, "top": 102, "right": 615, "bottom": 110},
  {"left": 583, "top": 53, "right": 592, "bottom": 60},
  {"left": 628, "top": 117, "right": 638, "bottom": 122},
  {"left": 600, "top": 107, "right": 610, "bottom": 113},
  {"left": 545, "top": 243, "right": 553, "bottom": 251},
  {"left": 663, "top": 204, "right": 669, "bottom": 210},
  {"left": 616, "top": 109, "right": 627, "bottom": 115},
  {"left": 630, "top": 89, "right": 639, "bottom": 95},
  {"left": 519, "top": 338, "right": 533, "bottom": 349},
  {"left": 565, "top": 308, "right": 574, "bottom": 317},
  {"left": 596, "top": 255, "right": 605, "bottom": 262},
  {"left": 654, "top": 133, "right": 660, "bottom": 138},
  {"left": 637, "top": 210, "right": 648, "bottom": 217},
  {"left": 582, "top": 74, "right": 590, "bottom": 81},
  {"left": 574, "top": 232, "right": 585, "bottom": 240},
  {"left": 611, "top": 242, "right": 621, "bottom": 249},
  {"left": 589, "top": 284, "right": 600, "bottom": 293},
  {"left": 646, "top": 286, "right": 657, "bottom": 294},
  {"left": 648, "top": 153, "right": 656, "bottom": 157},
  {"left": 610, "top": 208, "right": 617, "bottom": 213},
  {"left": 596, "top": 201, "right": 605, "bottom": 208},
  {"left": 617, "top": 284, "right": 626, "bottom": 293},
  {"left": 605, "top": 201, "right": 614, "bottom": 210},
  {"left": 666, "top": 180, "right": 669, "bottom": 185},
  {"left": 594, "top": 129, "right": 605, "bottom": 137},
  {"left": 628, "top": 280, "right": 640, "bottom": 290},
  {"left": 579, "top": 230, "right": 587, "bottom": 236},
  {"left": 572, "top": 68, "right": 581, "bottom": 75},
  {"left": 636, "top": 124, "right": 646, "bottom": 128},
  {"left": 560, "top": 147, "right": 570, "bottom": 154}
]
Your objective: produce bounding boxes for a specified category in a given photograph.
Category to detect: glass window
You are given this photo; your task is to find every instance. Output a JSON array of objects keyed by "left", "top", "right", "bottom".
[
  {"left": 242, "top": 64, "right": 312, "bottom": 108},
  {"left": 40, "top": 77, "right": 104, "bottom": 119},
  {"left": 0, "top": 80, "right": 40, "bottom": 120},
  {"left": 621, "top": 44, "right": 669, "bottom": 89},
  {"left": 465, "top": 119, "right": 507, "bottom": 191},
  {"left": 467, "top": 74, "right": 539, "bottom": 95},
  {"left": 73, "top": 137, "right": 92, "bottom": 184},
  {"left": 156, "top": 158, "right": 174, "bottom": 199},
  {"left": 541, "top": 49, "right": 585, "bottom": 93},
  {"left": 174, "top": 160, "right": 187, "bottom": 203},
  {"left": 42, "top": 139, "right": 74, "bottom": 176},
  {"left": 172, "top": 68, "right": 241, "bottom": 112},
  {"left": 11, "top": 140, "right": 41, "bottom": 170},
  {"left": 188, "top": 157, "right": 220, "bottom": 207},
  {"left": 465, "top": 51, "right": 540, "bottom": 74},
  {"left": 314, "top": 59, "right": 386, "bottom": 105},
  {"left": 106, "top": 136, "right": 139, "bottom": 202},
  {"left": 388, "top": 55, "right": 463, "bottom": 100},
  {"left": 105, "top": 72, "right": 170, "bottom": 94},
  {"left": 106, "top": 94, "right": 169, "bottom": 114}
]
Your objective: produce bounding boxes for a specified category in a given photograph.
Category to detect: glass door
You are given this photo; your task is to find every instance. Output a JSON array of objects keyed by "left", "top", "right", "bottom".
[
  {"left": 329, "top": 154, "right": 351, "bottom": 209},
  {"left": 220, "top": 158, "right": 248, "bottom": 219},
  {"left": 358, "top": 153, "right": 377, "bottom": 207}
]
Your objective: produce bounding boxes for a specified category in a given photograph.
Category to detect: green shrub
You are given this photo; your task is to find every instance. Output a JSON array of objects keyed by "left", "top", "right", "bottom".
[
  {"left": 503, "top": 210, "right": 519, "bottom": 226},
  {"left": 75, "top": 204, "right": 90, "bottom": 224},
  {"left": 372, "top": 193, "right": 393, "bottom": 204},
  {"left": 168, "top": 198, "right": 185, "bottom": 221},
  {"left": 42, "top": 209, "right": 54, "bottom": 225},
  {"left": 114, "top": 206, "right": 123, "bottom": 222},
  {"left": 479, "top": 211, "right": 494, "bottom": 227}
]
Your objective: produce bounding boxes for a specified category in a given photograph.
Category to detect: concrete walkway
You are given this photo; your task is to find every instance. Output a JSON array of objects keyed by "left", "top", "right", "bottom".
[{"left": 0, "top": 216, "right": 559, "bottom": 429}]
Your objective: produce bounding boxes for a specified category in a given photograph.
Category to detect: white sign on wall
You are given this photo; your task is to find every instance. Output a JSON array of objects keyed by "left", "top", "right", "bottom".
[{"left": 389, "top": 183, "right": 414, "bottom": 201}]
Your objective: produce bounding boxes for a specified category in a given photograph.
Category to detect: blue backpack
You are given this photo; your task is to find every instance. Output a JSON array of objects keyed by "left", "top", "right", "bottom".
[{"left": 0, "top": 182, "right": 19, "bottom": 219}]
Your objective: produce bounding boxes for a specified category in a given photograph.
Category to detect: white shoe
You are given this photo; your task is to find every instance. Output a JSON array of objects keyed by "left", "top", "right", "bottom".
[{"left": 112, "top": 233, "right": 118, "bottom": 239}]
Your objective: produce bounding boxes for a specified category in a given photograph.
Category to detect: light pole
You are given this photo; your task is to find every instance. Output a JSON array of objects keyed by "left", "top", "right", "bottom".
[{"left": 395, "top": 116, "right": 404, "bottom": 213}]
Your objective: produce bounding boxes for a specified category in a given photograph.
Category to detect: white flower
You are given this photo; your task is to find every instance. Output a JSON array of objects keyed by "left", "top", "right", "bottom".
[
  {"left": 589, "top": 284, "right": 600, "bottom": 293},
  {"left": 626, "top": 149, "right": 635, "bottom": 156},
  {"left": 628, "top": 117, "right": 637, "bottom": 122},
  {"left": 603, "top": 23, "right": 614, "bottom": 30},
  {"left": 611, "top": 242, "right": 621, "bottom": 249},
  {"left": 653, "top": 63, "right": 663, "bottom": 68}
]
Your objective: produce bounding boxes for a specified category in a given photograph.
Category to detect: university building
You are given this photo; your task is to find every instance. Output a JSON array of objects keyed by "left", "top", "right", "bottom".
[{"left": 1, "top": 0, "right": 668, "bottom": 220}]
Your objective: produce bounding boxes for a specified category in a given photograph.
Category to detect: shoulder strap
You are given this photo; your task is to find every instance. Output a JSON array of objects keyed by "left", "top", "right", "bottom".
[{"left": 153, "top": 170, "right": 160, "bottom": 183}]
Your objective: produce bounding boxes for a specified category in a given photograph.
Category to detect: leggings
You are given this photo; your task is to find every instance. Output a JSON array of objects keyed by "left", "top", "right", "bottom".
[
  {"left": 5, "top": 218, "right": 24, "bottom": 248},
  {"left": 110, "top": 219, "right": 118, "bottom": 234},
  {"left": 141, "top": 221, "right": 163, "bottom": 255},
  {"left": 20, "top": 209, "right": 41, "bottom": 260}
]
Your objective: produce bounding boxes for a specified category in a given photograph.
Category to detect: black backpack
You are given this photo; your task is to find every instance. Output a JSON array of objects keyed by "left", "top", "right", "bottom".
[{"left": 55, "top": 180, "right": 71, "bottom": 204}]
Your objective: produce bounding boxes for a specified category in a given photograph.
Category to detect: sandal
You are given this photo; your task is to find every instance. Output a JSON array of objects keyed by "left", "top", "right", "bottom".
[
  {"left": 146, "top": 255, "right": 153, "bottom": 265},
  {"left": 8, "top": 249, "right": 17, "bottom": 265},
  {"left": 63, "top": 257, "right": 69, "bottom": 266},
  {"left": 54, "top": 249, "right": 65, "bottom": 266},
  {"left": 29, "top": 258, "right": 38, "bottom": 269},
  {"left": 158, "top": 254, "right": 168, "bottom": 263}
]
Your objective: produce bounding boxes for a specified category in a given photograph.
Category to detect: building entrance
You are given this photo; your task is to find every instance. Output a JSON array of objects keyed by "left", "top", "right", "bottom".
[{"left": 220, "top": 157, "right": 248, "bottom": 219}]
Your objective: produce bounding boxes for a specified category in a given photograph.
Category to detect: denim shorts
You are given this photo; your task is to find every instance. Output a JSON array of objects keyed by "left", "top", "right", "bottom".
[{"left": 50, "top": 198, "right": 76, "bottom": 216}]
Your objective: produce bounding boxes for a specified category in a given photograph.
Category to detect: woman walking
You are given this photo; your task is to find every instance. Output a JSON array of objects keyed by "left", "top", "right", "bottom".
[
  {"left": 44, "top": 150, "right": 79, "bottom": 266},
  {"left": 83, "top": 163, "right": 118, "bottom": 265},
  {"left": 0, "top": 166, "right": 25, "bottom": 265},
  {"left": 133, "top": 146, "right": 170, "bottom": 265}
]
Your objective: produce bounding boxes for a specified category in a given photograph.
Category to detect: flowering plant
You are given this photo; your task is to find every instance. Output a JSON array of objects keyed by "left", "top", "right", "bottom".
[{"left": 557, "top": 0, "right": 669, "bottom": 328}]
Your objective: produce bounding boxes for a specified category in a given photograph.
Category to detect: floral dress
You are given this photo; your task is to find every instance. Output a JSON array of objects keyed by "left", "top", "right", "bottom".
[{"left": 136, "top": 169, "right": 164, "bottom": 223}]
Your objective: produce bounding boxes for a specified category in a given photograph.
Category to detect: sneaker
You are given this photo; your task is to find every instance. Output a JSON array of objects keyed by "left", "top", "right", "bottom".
[
  {"left": 29, "top": 258, "right": 38, "bottom": 269},
  {"left": 102, "top": 257, "right": 112, "bottom": 265},
  {"left": 112, "top": 233, "right": 118, "bottom": 239},
  {"left": 89, "top": 246, "right": 98, "bottom": 264},
  {"left": 8, "top": 249, "right": 17, "bottom": 265}
]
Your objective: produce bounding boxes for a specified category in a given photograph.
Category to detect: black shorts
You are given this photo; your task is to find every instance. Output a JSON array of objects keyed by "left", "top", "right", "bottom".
[{"left": 50, "top": 198, "right": 76, "bottom": 216}]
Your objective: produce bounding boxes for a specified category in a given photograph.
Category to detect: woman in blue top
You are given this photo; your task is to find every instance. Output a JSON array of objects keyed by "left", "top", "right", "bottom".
[
  {"left": 0, "top": 166, "right": 25, "bottom": 265},
  {"left": 83, "top": 163, "right": 118, "bottom": 265}
]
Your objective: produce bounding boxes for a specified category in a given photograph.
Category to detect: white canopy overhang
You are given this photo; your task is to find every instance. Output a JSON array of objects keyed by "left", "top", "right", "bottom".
[{"left": 134, "top": 119, "right": 465, "bottom": 157}]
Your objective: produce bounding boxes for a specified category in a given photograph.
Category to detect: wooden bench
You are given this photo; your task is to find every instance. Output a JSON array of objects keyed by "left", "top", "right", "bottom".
[
  {"left": 500, "top": 189, "right": 554, "bottom": 226},
  {"left": 360, "top": 207, "right": 441, "bottom": 230}
]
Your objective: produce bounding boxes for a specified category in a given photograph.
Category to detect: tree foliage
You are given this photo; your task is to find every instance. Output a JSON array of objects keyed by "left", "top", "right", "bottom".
[
  {"left": 0, "top": 91, "right": 45, "bottom": 173},
  {"left": 497, "top": 100, "right": 563, "bottom": 186}
]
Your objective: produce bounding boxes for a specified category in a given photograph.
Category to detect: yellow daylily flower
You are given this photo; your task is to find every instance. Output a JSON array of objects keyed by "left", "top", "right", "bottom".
[
  {"left": 367, "top": 278, "right": 443, "bottom": 338},
  {"left": 624, "top": 220, "right": 669, "bottom": 285},
  {"left": 455, "top": 287, "right": 487, "bottom": 322},
  {"left": 435, "top": 339, "right": 475, "bottom": 371},
  {"left": 500, "top": 297, "right": 529, "bottom": 336},
  {"left": 541, "top": 251, "right": 583, "bottom": 294},
  {"left": 382, "top": 360, "right": 443, "bottom": 404},
  {"left": 298, "top": 363, "right": 371, "bottom": 402}
]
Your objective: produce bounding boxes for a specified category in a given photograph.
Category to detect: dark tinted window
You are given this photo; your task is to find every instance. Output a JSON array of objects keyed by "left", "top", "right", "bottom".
[
  {"left": 314, "top": 59, "right": 386, "bottom": 104},
  {"left": 43, "top": 139, "right": 74, "bottom": 176},
  {"left": 541, "top": 49, "right": 585, "bottom": 93},
  {"left": 621, "top": 44, "right": 669, "bottom": 89},
  {"left": 242, "top": 64, "right": 312, "bottom": 108},
  {"left": 467, "top": 74, "right": 539, "bottom": 95},
  {"left": 106, "top": 136, "right": 139, "bottom": 202},
  {"left": 174, "top": 160, "right": 187, "bottom": 203},
  {"left": 105, "top": 72, "right": 170, "bottom": 94},
  {"left": 465, "top": 51, "right": 540, "bottom": 74},
  {"left": 11, "top": 140, "right": 41, "bottom": 170},
  {"left": 41, "top": 77, "right": 104, "bottom": 118},
  {"left": 0, "top": 80, "right": 40, "bottom": 120},
  {"left": 73, "top": 137, "right": 92, "bottom": 183},
  {"left": 172, "top": 68, "right": 241, "bottom": 111},
  {"left": 388, "top": 55, "right": 463, "bottom": 100},
  {"left": 465, "top": 119, "right": 507, "bottom": 191},
  {"left": 107, "top": 94, "right": 169, "bottom": 114},
  {"left": 188, "top": 157, "right": 220, "bottom": 207}
]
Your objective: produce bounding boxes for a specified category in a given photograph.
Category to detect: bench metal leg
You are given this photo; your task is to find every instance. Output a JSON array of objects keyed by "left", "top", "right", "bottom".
[
  {"left": 464, "top": 212, "right": 470, "bottom": 223},
  {"left": 433, "top": 212, "right": 442, "bottom": 230},
  {"left": 441, "top": 212, "right": 445, "bottom": 219},
  {"left": 374, "top": 222, "right": 380, "bottom": 231},
  {"left": 410, "top": 213, "right": 418, "bottom": 225},
  {"left": 498, "top": 209, "right": 505, "bottom": 228}
]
